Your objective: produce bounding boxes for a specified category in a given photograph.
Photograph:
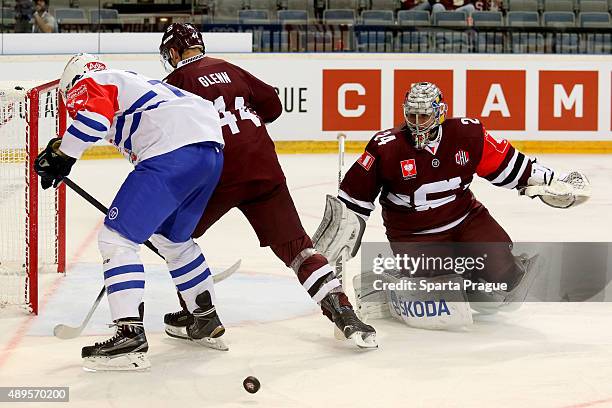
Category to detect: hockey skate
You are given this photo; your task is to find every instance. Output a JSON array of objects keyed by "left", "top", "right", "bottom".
[
  {"left": 164, "top": 291, "right": 228, "bottom": 351},
  {"left": 321, "top": 291, "right": 378, "bottom": 349},
  {"left": 81, "top": 313, "right": 150, "bottom": 372}
]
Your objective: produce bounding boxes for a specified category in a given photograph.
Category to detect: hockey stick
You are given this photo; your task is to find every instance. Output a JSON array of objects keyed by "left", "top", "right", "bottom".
[
  {"left": 53, "top": 260, "right": 241, "bottom": 340},
  {"left": 62, "top": 177, "right": 163, "bottom": 258},
  {"left": 53, "top": 177, "right": 240, "bottom": 340}
]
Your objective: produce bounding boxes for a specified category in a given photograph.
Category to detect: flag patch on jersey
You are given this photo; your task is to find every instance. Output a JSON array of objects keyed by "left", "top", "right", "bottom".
[
  {"left": 455, "top": 150, "right": 470, "bottom": 166},
  {"left": 66, "top": 84, "right": 89, "bottom": 116},
  {"left": 484, "top": 131, "right": 509, "bottom": 154},
  {"left": 400, "top": 159, "right": 417, "bottom": 178},
  {"left": 358, "top": 151, "right": 375, "bottom": 171}
]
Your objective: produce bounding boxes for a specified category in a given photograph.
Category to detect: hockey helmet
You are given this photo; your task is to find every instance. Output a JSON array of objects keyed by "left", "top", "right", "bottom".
[
  {"left": 403, "top": 82, "right": 447, "bottom": 150},
  {"left": 159, "top": 23, "right": 205, "bottom": 73},
  {"left": 59, "top": 53, "right": 107, "bottom": 100}
]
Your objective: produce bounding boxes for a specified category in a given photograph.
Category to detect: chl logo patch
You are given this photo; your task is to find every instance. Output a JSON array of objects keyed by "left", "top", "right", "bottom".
[
  {"left": 357, "top": 151, "right": 375, "bottom": 171},
  {"left": 108, "top": 207, "right": 119, "bottom": 220},
  {"left": 455, "top": 150, "right": 470, "bottom": 166},
  {"left": 400, "top": 159, "right": 417, "bottom": 179}
]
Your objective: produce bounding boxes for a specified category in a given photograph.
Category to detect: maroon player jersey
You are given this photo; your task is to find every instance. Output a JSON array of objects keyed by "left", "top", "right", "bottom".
[
  {"left": 164, "top": 54, "right": 285, "bottom": 188},
  {"left": 339, "top": 118, "right": 533, "bottom": 241}
]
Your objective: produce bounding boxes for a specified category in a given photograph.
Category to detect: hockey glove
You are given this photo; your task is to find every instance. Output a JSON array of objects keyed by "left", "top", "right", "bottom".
[{"left": 34, "top": 138, "right": 76, "bottom": 190}]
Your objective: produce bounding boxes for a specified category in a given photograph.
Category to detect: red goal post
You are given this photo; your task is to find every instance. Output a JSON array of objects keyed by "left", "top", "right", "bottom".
[{"left": 0, "top": 79, "right": 66, "bottom": 315}]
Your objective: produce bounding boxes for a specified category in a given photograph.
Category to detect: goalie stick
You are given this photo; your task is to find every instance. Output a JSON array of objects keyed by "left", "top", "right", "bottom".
[{"left": 53, "top": 177, "right": 241, "bottom": 340}]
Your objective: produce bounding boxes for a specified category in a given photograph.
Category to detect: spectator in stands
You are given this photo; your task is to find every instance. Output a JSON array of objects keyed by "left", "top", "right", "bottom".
[
  {"left": 14, "top": 0, "right": 34, "bottom": 33},
  {"left": 315, "top": 0, "right": 325, "bottom": 21},
  {"left": 32, "top": 0, "right": 58, "bottom": 33},
  {"left": 411, "top": 0, "right": 477, "bottom": 15},
  {"left": 399, "top": 0, "right": 420, "bottom": 10}
]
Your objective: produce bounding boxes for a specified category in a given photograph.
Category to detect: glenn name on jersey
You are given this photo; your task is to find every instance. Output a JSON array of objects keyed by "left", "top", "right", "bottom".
[{"left": 339, "top": 118, "right": 532, "bottom": 241}]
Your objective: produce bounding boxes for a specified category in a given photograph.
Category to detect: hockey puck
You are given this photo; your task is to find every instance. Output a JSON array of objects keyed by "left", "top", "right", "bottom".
[{"left": 243, "top": 376, "right": 260, "bottom": 394}]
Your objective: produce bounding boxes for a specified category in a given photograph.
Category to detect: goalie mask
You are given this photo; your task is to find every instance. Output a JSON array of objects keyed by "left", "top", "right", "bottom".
[
  {"left": 59, "top": 53, "right": 107, "bottom": 100},
  {"left": 403, "top": 82, "right": 447, "bottom": 150},
  {"left": 159, "top": 23, "right": 205, "bottom": 73}
]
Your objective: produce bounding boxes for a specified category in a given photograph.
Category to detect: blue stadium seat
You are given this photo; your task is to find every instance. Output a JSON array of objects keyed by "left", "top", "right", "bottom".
[
  {"left": 358, "top": 31, "right": 394, "bottom": 51},
  {"left": 472, "top": 11, "right": 504, "bottom": 26},
  {"left": 544, "top": 0, "right": 574, "bottom": 11},
  {"left": 508, "top": 0, "right": 539, "bottom": 11},
  {"left": 507, "top": 11, "right": 540, "bottom": 26},
  {"left": 323, "top": 9, "right": 356, "bottom": 24},
  {"left": 238, "top": 9, "right": 270, "bottom": 23},
  {"left": 396, "top": 10, "right": 430, "bottom": 51},
  {"left": 434, "top": 31, "right": 470, "bottom": 52},
  {"left": 472, "top": 12, "right": 504, "bottom": 52},
  {"left": 510, "top": 33, "right": 545, "bottom": 52},
  {"left": 361, "top": 10, "right": 394, "bottom": 24},
  {"left": 579, "top": 0, "right": 609, "bottom": 12},
  {"left": 358, "top": 11, "right": 394, "bottom": 51},
  {"left": 89, "top": 9, "right": 120, "bottom": 24},
  {"left": 579, "top": 11, "right": 612, "bottom": 25},
  {"left": 542, "top": 11, "right": 576, "bottom": 26},
  {"left": 371, "top": 0, "right": 401, "bottom": 10},
  {"left": 542, "top": 12, "right": 577, "bottom": 53},
  {"left": 397, "top": 10, "right": 431, "bottom": 26},
  {"left": 328, "top": 0, "right": 358, "bottom": 9},
  {"left": 398, "top": 31, "right": 430, "bottom": 52},
  {"left": 55, "top": 8, "right": 88, "bottom": 24},
  {"left": 278, "top": 9, "right": 308, "bottom": 23},
  {"left": 579, "top": 12, "right": 611, "bottom": 53},
  {"left": 434, "top": 10, "right": 468, "bottom": 26},
  {"left": 1, "top": 8, "right": 15, "bottom": 27}
]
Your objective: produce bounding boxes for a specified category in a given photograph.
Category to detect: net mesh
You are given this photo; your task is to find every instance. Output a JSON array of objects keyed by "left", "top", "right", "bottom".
[{"left": 0, "top": 82, "right": 62, "bottom": 312}]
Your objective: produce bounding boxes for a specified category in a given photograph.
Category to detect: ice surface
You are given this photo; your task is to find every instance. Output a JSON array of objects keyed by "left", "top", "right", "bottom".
[{"left": 0, "top": 153, "right": 611, "bottom": 408}]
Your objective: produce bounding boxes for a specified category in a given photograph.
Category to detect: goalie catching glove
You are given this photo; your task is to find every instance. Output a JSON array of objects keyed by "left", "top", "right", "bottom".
[
  {"left": 34, "top": 138, "right": 76, "bottom": 190},
  {"left": 520, "top": 161, "right": 591, "bottom": 209}
]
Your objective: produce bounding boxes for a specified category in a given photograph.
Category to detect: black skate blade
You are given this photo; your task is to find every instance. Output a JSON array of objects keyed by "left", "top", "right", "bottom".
[
  {"left": 82, "top": 353, "right": 151, "bottom": 372},
  {"left": 166, "top": 325, "right": 229, "bottom": 351},
  {"left": 192, "top": 336, "right": 229, "bottom": 351},
  {"left": 165, "top": 325, "right": 190, "bottom": 340},
  {"left": 350, "top": 332, "right": 378, "bottom": 349},
  {"left": 334, "top": 326, "right": 378, "bottom": 349}
]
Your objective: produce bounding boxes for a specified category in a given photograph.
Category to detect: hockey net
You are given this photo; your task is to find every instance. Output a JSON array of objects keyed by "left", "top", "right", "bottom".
[{"left": 0, "top": 80, "right": 66, "bottom": 314}]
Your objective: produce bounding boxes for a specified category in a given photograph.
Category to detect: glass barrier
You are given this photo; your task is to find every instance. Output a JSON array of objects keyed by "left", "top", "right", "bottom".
[{"left": 1, "top": 0, "right": 611, "bottom": 54}]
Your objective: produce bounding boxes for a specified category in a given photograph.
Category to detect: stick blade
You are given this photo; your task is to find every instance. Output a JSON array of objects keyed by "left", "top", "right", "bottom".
[
  {"left": 53, "top": 324, "right": 82, "bottom": 340},
  {"left": 212, "top": 259, "right": 241, "bottom": 283}
]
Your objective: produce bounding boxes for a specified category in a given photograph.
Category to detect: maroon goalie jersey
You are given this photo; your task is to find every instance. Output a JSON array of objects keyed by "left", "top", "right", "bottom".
[
  {"left": 164, "top": 54, "right": 285, "bottom": 188},
  {"left": 339, "top": 118, "right": 533, "bottom": 241}
]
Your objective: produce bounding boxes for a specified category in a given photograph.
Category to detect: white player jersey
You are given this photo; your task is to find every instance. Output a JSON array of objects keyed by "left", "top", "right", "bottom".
[{"left": 59, "top": 69, "right": 224, "bottom": 164}]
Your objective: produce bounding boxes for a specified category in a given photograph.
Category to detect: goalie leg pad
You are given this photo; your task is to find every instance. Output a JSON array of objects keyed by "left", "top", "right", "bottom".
[
  {"left": 468, "top": 253, "right": 541, "bottom": 314},
  {"left": 383, "top": 273, "right": 473, "bottom": 330},
  {"left": 98, "top": 225, "right": 145, "bottom": 321},
  {"left": 150, "top": 234, "right": 215, "bottom": 313},
  {"left": 312, "top": 195, "right": 366, "bottom": 265}
]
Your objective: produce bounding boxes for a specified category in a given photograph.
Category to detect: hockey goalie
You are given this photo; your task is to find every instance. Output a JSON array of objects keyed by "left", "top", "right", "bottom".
[{"left": 313, "top": 82, "right": 591, "bottom": 330}]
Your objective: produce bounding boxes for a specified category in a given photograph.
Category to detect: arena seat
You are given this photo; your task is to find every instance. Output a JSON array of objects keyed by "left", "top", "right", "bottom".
[
  {"left": 238, "top": 9, "right": 270, "bottom": 23},
  {"left": 579, "top": 0, "right": 609, "bottom": 12},
  {"left": 323, "top": 9, "right": 356, "bottom": 24},
  {"left": 508, "top": 0, "right": 539, "bottom": 11},
  {"left": 397, "top": 10, "right": 431, "bottom": 26}
]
